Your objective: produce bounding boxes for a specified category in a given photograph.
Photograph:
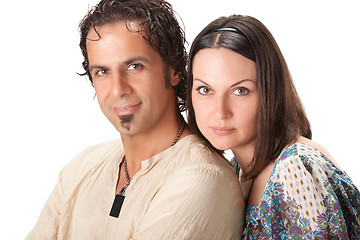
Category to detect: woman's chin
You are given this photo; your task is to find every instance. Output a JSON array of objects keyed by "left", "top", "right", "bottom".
[{"left": 208, "top": 140, "right": 234, "bottom": 151}]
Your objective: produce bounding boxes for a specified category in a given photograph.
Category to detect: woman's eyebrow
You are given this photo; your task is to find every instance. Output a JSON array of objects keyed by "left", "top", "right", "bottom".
[
  {"left": 193, "top": 78, "right": 211, "bottom": 87},
  {"left": 230, "top": 79, "right": 255, "bottom": 88}
]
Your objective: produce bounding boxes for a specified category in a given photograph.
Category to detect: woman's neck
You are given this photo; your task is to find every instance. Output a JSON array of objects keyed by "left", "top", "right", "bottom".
[{"left": 231, "top": 142, "right": 255, "bottom": 176}]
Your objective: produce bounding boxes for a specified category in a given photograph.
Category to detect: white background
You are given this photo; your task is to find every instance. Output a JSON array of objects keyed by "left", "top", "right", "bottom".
[{"left": 1, "top": 0, "right": 359, "bottom": 238}]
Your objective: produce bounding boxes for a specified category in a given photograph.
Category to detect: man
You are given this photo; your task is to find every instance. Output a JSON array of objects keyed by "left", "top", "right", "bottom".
[{"left": 26, "top": 0, "right": 244, "bottom": 239}]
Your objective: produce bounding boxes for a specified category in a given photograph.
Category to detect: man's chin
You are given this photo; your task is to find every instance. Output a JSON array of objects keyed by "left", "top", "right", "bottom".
[{"left": 118, "top": 114, "right": 134, "bottom": 131}]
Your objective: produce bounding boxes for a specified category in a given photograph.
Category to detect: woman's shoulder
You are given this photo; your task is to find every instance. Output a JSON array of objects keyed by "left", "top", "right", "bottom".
[
  {"left": 293, "top": 136, "right": 342, "bottom": 170},
  {"left": 248, "top": 137, "right": 343, "bottom": 207},
  {"left": 248, "top": 138, "right": 339, "bottom": 206},
  {"left": 244, "top": 137, "right": 360, "bottom": 238},
  {"left": 274, "top": 136, "right": 341, "bottom": 171}
]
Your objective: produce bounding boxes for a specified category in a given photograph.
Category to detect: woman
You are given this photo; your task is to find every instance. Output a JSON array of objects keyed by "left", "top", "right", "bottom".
[{"left": 187, "top": 15, "right": 360, "bottom": 239}]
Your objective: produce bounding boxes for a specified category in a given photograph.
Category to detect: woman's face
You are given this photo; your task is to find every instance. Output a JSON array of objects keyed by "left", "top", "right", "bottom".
[{"left": 191, "top": 47, "right": 258, "bottom": 152}]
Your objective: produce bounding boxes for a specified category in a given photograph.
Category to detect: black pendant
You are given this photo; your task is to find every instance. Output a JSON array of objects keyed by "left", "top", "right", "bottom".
[{"left": 109, "top": 194, "right": 125, "bottom": 218}]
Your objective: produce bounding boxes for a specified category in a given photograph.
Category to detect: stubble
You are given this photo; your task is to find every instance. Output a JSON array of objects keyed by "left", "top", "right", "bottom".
[{"left": 119, "top": 114, "right": 134, "bottom": 131}]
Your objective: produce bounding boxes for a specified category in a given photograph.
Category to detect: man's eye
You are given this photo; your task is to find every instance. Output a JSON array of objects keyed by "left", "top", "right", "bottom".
[
  {"left": 95, "top": 69, "right": 107, "bottom": 76},
  {"left": 128, "top": 64, "right": 143, "bottom": 70},
  {"left": 197, "top": 86, "right": 213, "bottom": 95},
  {"left": 233, "top": 87, "right": 249, "bottom": 96}
]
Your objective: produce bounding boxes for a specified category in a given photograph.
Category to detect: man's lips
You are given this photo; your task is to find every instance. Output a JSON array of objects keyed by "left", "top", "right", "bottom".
[
  {"left": 210, "top": 127, "right": 235, "bottom": 136},
  {"left": 113, "top": 102, "right": 142, "bottom": 115}
]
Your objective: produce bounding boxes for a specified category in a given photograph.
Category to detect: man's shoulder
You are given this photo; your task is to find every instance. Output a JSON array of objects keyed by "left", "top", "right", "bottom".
[
  {"left": 169, "top": 134, "right": 234, "bottom": 174},
  {"left": 176, "top": 134, "right": 227, "bottom": 160},
  {"left": 153, "top": 135, "right": 245, "bottom": 228},
  {"left": 80, "top": 138, "right": 123, "bottom": 156},
  {"left": 60, "top": 139, "right": 123, "bottom": 180},
  {"left": 71, "top": 138, "right": 122, "bottom": 163}
]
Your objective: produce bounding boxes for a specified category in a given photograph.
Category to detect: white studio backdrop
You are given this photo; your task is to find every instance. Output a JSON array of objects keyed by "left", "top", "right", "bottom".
[{"left": 0, "top": 0, "right": 359, "bottom": 238}]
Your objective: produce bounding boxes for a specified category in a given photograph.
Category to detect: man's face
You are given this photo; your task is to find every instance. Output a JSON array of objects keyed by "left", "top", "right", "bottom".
[{"left": 86, "top": 21, "right": 180, "bottom": 138}]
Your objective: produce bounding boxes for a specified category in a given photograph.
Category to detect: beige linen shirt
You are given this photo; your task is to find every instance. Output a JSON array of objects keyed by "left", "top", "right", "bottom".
[{"left": 26, "top": 134, "right": 245, "bottom": 239}]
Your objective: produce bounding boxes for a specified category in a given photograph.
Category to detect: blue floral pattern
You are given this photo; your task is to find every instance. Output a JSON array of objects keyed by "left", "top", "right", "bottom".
[{"left": 239, "top": 143, "right": 360, "bottom": 239}]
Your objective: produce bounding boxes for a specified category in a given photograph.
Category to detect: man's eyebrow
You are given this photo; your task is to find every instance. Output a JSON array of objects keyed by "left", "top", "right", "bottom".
[
  {"left": 124, "top": 56, "right": 151, "bottom": 65},
  {"left": 88, "top": 56, "right": 151, "bottom": 72},
  {"left": 88, "top": 65, "right": 107, "bottom": 73}
]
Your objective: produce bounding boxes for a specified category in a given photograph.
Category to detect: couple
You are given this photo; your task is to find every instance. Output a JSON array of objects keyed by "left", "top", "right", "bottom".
[{"left": 26, "top": 0, "right": 360, "bottom": 239}]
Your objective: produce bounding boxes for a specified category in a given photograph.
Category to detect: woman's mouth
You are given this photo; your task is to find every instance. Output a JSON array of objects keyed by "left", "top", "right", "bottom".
[{"left": 210, "top": 127, "right": 235, "bottom": 136}]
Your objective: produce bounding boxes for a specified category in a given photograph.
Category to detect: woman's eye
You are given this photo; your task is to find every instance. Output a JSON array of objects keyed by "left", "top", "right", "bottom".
[
  {"left": 197, "top": 86, "right": 213, "bottom": 95},
  {"left": 233, "top": 88, "right": 249, "bottom": 96}
]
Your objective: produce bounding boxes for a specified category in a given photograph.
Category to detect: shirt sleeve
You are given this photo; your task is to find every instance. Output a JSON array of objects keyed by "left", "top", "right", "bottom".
[
  {"left": 246, "top": 150, "right": 352, "bottom": 238},
  {"left": 274, "top": 154, "right": 330, "bottom": 230},
  {"left": 25, "top": 172, "right": 64, "bottom": 240},
  {"left": 277, "top": 153, "right": 355, "bottom": 238},
  {"left": 131, "top": 164, "right": 245, "bottom": 240}
]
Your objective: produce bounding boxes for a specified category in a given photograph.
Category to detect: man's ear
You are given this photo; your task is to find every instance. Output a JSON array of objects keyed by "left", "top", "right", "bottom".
[{"left": 170, "top": 68, "right": 181, "bottom": 87}]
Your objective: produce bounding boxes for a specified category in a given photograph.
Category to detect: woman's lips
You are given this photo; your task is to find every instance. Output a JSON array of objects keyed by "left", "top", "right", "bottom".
[
  {"left": 210, "top": 127, "right": 235, "bottom": 136},
  {"left": 114, "top": 102, "right": 142, "bottom": 115}
]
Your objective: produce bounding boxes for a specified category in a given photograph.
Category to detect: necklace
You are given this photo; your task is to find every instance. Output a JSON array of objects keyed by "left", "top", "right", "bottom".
[
  {"left": 110, "top": 120, "right": 186, "bottom": 218},
  {"left": 170, "top": 120, "right": 185, "bottom": 147},
  {"left": 122, "top": 156, "right": 131, "bottom": 189},
  {"left": 122, "top": 120, "right": 185, "bottom": 192}
]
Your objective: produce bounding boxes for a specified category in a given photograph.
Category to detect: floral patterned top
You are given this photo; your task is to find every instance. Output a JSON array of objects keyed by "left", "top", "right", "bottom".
[{"left": 233, "top": 143, "right": 360, "bottom": 239}]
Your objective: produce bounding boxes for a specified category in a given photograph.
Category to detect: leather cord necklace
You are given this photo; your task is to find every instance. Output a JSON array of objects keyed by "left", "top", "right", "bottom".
[{"left": 110, "top": 121, "right": 186, "bottom": 218}]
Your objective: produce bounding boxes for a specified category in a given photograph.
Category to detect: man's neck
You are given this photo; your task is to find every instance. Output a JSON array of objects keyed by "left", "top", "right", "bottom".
[{"left": 120, "top": 115, "right": 187, "bottom": 174}]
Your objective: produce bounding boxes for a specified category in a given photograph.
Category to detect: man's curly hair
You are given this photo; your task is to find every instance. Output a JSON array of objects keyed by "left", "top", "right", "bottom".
[{"left": 79, "top": 0, "right": 187, "bottom": 111}]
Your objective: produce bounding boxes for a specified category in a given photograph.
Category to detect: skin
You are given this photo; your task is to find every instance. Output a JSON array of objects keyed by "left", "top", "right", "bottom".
[
  {"left": 86, "top": 21, "right": 190, "bottom": 193},
  {"left": 192, "top": 47, "right": 341, "bottom": 206},
  {"left": 192, "top": 47, "right": 258, "bottom": 167}
]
